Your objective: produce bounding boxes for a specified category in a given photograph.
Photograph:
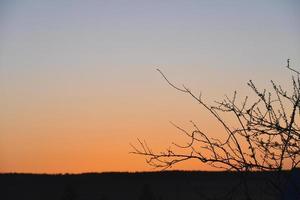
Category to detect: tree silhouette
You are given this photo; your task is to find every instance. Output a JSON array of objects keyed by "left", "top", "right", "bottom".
[{"left": 132, "top": 60, "right": 300, "bottom": 199}]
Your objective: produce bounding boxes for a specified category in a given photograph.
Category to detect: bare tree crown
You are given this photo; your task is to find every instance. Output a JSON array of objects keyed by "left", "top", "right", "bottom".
[{"left": 131, "top": 61, "right": 300, "bottom": 172}]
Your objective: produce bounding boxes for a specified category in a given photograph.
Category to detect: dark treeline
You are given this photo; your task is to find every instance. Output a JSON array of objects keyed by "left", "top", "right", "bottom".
[{"left": 1, "top": 170, "right": 299, "bottom": 200}]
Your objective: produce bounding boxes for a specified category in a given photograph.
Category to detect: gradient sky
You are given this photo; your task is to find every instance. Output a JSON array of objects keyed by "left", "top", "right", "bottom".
[{"left": 0, "top": 0, "right": 299, "bottom": 173}]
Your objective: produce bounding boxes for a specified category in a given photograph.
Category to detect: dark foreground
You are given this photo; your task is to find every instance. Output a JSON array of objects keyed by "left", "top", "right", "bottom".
[{"left": 1, "top": 170, "right": 299, "bottom": 200}]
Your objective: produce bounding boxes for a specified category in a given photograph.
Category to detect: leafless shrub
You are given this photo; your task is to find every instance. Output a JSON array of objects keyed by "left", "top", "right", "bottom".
[{"left": 131, "top": 60, "right": 300, "bottom": 199}]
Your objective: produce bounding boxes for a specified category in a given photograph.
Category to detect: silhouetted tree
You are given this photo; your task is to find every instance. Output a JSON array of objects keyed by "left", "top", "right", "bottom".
[{"left": 132, "top": 60, "right": 300, "bottom": 199}]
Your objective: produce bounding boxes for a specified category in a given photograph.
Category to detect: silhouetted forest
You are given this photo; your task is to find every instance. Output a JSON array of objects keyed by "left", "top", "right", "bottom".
[{"left": 1, "top": 170, "right": 299, "bottom": 200}]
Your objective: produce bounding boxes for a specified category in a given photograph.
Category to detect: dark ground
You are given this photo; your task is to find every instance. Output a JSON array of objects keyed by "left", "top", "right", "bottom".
[{"left": 1, "top": 170, "right": 299, "bottom": 200}]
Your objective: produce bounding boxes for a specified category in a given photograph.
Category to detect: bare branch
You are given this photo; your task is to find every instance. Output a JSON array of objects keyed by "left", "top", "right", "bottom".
[{"left": 132, "top": 61, "right": 300, "bottom": 198}]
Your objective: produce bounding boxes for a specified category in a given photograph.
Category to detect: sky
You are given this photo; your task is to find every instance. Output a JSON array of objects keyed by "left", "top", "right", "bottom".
[{"left": 0, "top": 0, "right": 299, "bottom": 173}]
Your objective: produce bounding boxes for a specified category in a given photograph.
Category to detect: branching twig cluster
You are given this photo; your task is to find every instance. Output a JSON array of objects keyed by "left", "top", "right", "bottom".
[{"left": 131, "top": 61, "right": 300, "bottom": 198}]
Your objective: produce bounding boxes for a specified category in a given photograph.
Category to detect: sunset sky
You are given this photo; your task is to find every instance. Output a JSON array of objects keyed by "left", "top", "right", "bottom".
[{"left": 1, "top": 0, "right": 300, "bottom": 173}]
